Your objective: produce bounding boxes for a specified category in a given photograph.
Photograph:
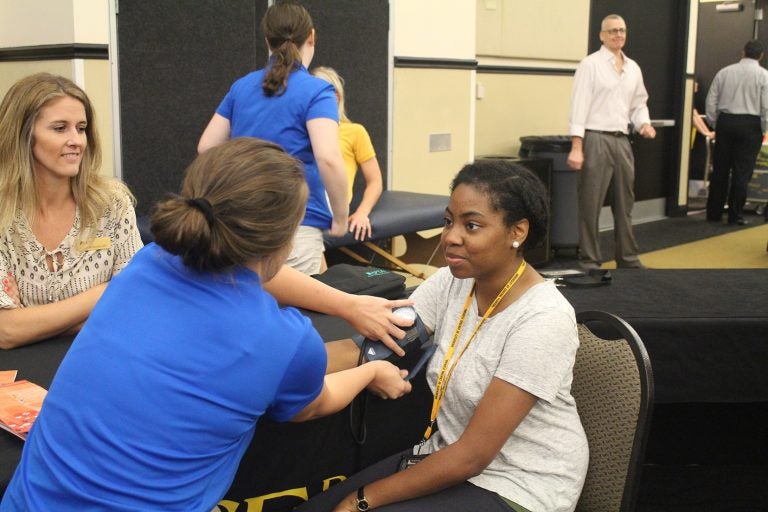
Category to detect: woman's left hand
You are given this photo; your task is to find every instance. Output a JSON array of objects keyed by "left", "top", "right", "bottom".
[
  {"left": 366, "top": 361, "right": 412, "bottom": 399},
  {"left": 348, "top": 212, "right": 372, "bottom": 241}
]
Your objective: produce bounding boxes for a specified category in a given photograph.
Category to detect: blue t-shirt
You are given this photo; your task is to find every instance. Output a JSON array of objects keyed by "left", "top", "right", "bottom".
[
  {"left": 216, "top": 65, "right": 339, "bottom": 229},
  {"left": 1, "top": 244, "right": 327, "bottom": 512}
]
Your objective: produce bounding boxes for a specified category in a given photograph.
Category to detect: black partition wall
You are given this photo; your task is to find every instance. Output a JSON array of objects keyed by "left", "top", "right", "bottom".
[{"left": 116, "top": 1, "right": 389, "bottom": 216}]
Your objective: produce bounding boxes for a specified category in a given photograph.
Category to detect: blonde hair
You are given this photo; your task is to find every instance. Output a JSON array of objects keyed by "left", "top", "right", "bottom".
[
  {"left": 311, "top": 66, "right": 349, "bottom": 123},
  {"left": 150, "top": 138, "right": 308, "bottom": 273},
  {"left": 0, "top": 72, "right": 134, "bottom": 233}
]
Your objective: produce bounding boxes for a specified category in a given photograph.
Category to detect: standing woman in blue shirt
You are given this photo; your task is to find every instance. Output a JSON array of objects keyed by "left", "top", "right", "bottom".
[{"left": 199, "top": 2, "right": 348, "bottom": 275}]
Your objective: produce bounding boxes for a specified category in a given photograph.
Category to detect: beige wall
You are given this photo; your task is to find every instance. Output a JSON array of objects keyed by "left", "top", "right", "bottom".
[
  {"left": 73, "top": 0, "right": 110, "bottom": 44},
  {"left": 391, "top": 68, "right": 473, "bottom": 194},
  {"left": 676, "top": 2, "right": 702, "bottom": 207},
  {"left": 388, "top": 0, "right": 593, "bottom": 194},
  {"left": 0, "top": 0, "right": 108, "bottom": 47},
  {"left": 392, "top": 0, "right": 476, "bottom": 59},
  {"left": 475, "top": 73, "right": 573, "bottom": 157},
  {"left": 82, "top": 59, "right": 115, "bottom": 176},
  {"left": 476, "top": 0, "right": 590, "bottom": 62},
  {"left": 390, "top": 1, "right": 477, "bottom": 194},
  {"left": 0, "top": 1, "right": 75, "bottom": 47},
  {"left": 473, "top": 0, "right": 589, "bottom": 159},
  {"left": 0, "top": 61, "right": 73, "bottom": 93}
]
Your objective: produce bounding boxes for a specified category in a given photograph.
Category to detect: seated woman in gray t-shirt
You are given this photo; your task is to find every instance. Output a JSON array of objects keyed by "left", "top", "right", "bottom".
[{"left": 297, "top": 159, "right": 588, "bottom": 512}]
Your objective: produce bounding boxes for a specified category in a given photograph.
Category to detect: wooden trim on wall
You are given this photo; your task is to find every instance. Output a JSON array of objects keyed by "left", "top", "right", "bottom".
[
  {"left": 477, "top": 65, "right": 575, "bottom": 76},
  {"left": 394, "top": 57, "right": 477, "bottom": 70},
  {"left": 0, "top": 44, "right": 108, "bottom": 61},
  {"left": 393, "top": 58, "right": 575, "bottom": 77}
]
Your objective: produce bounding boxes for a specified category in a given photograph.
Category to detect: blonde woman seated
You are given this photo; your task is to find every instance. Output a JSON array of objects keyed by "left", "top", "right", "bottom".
[
  {"left": 0, "top": 73, "right": 142, "bottom": 349},
  {"left": 312, "top": 66, "right": 383, "bottom": 241}
]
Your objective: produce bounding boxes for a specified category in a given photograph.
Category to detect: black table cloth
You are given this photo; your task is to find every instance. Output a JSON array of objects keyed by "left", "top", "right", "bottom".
[{"left": 557, "top": 268, "right": 768, "bottom": 403}]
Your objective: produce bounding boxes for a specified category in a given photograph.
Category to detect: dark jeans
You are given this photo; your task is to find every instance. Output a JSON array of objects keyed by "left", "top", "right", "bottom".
[
  {"left": 292, "top": 450, "right": 520, "bottom": 512},
  {"left": 706, "top": 113, "right": 763, "bottom": 222}
]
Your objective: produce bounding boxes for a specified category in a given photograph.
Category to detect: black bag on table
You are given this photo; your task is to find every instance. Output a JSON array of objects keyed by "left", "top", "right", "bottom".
[{"left": 312, "top": 264, "right": 406, "bottom": 299}]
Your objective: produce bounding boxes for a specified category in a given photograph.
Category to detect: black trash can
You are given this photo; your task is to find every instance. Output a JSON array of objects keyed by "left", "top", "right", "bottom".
[{"left": 519, "top": 136, "right": 578, "bottom": 249}]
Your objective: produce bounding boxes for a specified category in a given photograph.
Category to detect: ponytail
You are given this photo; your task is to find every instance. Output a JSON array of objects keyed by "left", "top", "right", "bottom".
[
  {"left": 260, "top": 3, "right": 314, "bottom": 97},
  {"left": 150, "top": 138, "right": 308, "bottom": 273},
  {"left": 262, "top": 41, "right": 302, "bottom": 97}
]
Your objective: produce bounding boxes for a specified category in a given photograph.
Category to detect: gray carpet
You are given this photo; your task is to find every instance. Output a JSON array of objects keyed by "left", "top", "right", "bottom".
[{"left": 538, "top": 210, "right": 765, "bottom": 271}]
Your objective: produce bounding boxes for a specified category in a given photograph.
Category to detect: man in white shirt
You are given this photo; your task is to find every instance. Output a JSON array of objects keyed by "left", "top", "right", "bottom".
[
  {"left": 705, "top": 40, "right": 768, "bottom": 226},
  {"left": 567, "top": 14, "right": 656, "bottom": 269}
]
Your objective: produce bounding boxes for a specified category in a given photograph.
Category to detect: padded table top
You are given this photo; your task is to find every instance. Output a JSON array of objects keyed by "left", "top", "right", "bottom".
[{"left": 325, "top": 190, "right": 448, "bottom": 248}]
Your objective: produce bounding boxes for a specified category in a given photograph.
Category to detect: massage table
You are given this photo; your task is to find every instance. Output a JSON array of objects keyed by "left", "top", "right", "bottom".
[
  {"left": 324, "top": 191, "right": 448, "bottom": 278},
  {"left": 137, "top": 191, "right": 449, "bottom": 279}
]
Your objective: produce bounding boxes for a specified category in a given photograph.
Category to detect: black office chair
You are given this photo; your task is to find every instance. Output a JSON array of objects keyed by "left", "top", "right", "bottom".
[{"left": 573, "top": 310, "right": 654, "bottom": 512}]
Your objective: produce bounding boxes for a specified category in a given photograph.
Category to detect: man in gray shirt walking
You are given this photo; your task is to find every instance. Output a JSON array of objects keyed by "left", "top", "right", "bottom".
[{"left": 705, "top": 40, "right": 768, "bottom": 225}]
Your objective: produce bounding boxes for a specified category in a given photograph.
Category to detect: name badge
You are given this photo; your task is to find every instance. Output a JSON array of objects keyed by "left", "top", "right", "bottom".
[{"left": 77, "top": 237, "right": 112, "bottom": 251}]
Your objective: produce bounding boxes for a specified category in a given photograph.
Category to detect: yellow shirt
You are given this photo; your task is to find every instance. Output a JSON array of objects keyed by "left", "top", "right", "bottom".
[{"left": 339, "top": 122, "right": 376, "bottom": 200}]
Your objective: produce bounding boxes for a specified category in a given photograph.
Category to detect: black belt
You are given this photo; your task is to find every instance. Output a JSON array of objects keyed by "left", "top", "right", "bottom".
[{"left": 586, "top": 129, "right": 627, "bottom": 137}]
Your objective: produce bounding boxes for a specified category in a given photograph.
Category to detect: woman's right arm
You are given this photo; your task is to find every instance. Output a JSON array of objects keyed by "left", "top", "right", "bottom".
[
  {"left": 198, "top": 113, "right": 232, "bottom": 154},
  {"left": 264, "top": 265, "right": 412, "bottom": 353},
  {"left": 0, "top": 282, "right": 107, "bottom": 349},
  {"left": 290, "top": 360, "right": 411, "bottom": 422},
  {"left": 307, "top": 117, "right": 349, "bottom": 237}
]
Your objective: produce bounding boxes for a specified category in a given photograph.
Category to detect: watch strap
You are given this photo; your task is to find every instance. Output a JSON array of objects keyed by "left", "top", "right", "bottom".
[{"left": 355, "top": 486, "right": 369, "bottom": 511}]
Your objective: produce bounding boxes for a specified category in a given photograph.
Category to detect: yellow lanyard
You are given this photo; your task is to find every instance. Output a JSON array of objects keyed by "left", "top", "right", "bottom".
[{"left": 421, "top": 260, "right": 527, "bottom": 444}]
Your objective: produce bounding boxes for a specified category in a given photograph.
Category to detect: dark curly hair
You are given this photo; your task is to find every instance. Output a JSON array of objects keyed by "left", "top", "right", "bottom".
[{"left": 450, "top": 159, "right": 550, "bottom": 252}]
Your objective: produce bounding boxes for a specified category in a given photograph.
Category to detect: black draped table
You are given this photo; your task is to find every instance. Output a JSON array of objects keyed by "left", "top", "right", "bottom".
[
  {"left": 558, "top": 268, "right": 768, "bottom": 404},
  {"left": 3, "top": 269, "right": 767, "bottom": 507},
  {"left": 0, "top": 311, "right": 432, "bottom": 511},
  {"left": 559, "top": 268, "right": 768, "bottom": 467}
]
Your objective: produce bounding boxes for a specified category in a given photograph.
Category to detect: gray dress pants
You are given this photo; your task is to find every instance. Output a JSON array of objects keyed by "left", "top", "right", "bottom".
[{"left": 578, "top": 131, "right": 641, "bottom": 267}]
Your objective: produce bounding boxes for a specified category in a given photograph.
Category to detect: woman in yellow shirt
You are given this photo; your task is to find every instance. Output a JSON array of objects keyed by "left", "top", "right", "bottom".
[{"left": 312, "top": 67, "right": 383, "bottom": 241}]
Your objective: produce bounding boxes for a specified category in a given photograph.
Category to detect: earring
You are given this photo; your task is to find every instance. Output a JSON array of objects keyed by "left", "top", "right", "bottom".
[{"left": 512, "top": 240, "right": 520, "bottom": 249}]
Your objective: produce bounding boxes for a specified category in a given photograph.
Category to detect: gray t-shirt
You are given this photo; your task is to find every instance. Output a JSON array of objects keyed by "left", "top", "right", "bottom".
[{"left": 412, "top": 267, "right": 588, "bottom": 512}]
